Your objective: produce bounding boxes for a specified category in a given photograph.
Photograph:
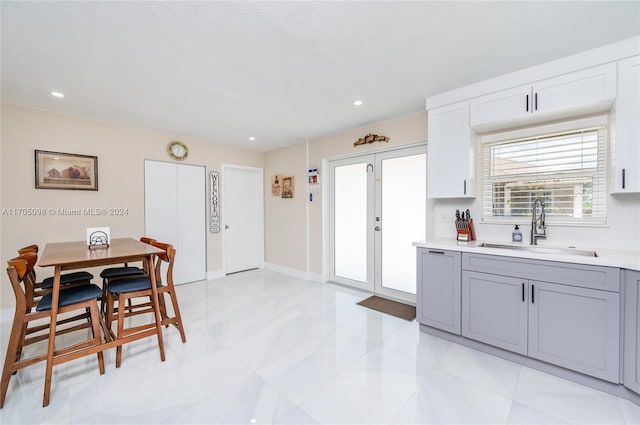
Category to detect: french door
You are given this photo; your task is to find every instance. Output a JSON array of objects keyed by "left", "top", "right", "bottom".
[{"left": 329, "top": 145, "right": 427, "bottom": 302}]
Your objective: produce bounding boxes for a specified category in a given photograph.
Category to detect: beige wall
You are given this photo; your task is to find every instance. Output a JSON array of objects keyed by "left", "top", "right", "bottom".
[
  {"left": 0, "top": 103, "right": 263, "bottom": 312},
  {"left": 264, "top": 143, "right": 307, "bottom": 270}
]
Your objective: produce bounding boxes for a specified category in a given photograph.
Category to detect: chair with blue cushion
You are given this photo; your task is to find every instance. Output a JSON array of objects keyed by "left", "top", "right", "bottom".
[
  {"left": 18, "top": 245, "right": 93, "bottom": 302},
  {"left": 104, "top": 241, "right": 185, "bottom": 368},
  {"left": 0, "top": 255, "right": 105, "bottom": 408},
  {"left": 99, "top": 237, "right": 155, "bottom": 312}
]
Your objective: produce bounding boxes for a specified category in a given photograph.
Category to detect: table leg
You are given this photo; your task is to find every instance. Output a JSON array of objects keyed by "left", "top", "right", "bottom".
[
  {"left": 148, "top": 255, "right": 165, "bottom": 361},
  {"left": 43, "top": 265, "right": 61, "bottom": 407}
]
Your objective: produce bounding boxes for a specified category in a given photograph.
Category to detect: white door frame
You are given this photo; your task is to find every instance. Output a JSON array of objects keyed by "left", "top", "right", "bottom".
[
  {"left": 323, "top": 142, "right": 427, "bottom": 300},
  {"left": 220, "top": 163, "right": 265, "bottom": 275}
]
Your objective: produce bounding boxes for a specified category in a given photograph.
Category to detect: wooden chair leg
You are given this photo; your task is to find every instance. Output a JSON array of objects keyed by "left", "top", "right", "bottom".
[
  {"left": 168, "top": 290, "right": 187, "bottom": 343},
  {"left": 0, "top": 314, "right": 25, "bottom": 408},
  {"left": 115, "top": 294, "right": 126, "bottom": 368},
  {"left": 88, "top": 300, "right": 105, "bottom": 374}
]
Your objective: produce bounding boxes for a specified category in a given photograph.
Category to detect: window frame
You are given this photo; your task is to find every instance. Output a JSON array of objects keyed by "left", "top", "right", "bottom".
[{"left": 480, "top": 115, "right": 608, "bottom": 226}]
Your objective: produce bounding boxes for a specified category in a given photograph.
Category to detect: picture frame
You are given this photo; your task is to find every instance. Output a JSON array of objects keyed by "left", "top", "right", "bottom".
[
  {"left": 35, "top": 150, "right": 98, "bottom": 191},
  {"left": 282, "top": 176, "right": 294, "bottom": 198}
]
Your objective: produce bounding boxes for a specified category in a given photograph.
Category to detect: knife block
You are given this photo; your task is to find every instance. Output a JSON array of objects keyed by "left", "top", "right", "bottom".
[{"left": 455, "top": 219, "right": 476, "bottom": 242}]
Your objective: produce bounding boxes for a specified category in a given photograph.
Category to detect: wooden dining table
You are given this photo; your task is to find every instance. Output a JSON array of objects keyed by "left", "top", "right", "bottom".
[{"left": 38, "top": 237, "right": 166, "bottom": 406}]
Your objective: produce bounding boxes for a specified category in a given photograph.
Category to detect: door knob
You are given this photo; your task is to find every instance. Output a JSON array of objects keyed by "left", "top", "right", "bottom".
[
  {"left": 375, "top": 226, "right": 381, "bottom": 231},
  {"left": 225, "top": 225, "right": 230, "bottom": 229}
]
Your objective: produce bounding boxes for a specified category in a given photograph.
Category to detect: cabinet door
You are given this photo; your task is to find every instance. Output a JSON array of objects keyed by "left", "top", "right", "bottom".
[
  {"left": 528, "top": 280, "right": 620, "bottom": 383},
  {"left": 613, "top": 56, "right": 640, "bottom": 193},
  {"left": 427, "top": 101, "right": 475, "bottom": 198},
  {"left": 624, "top": 270, "right": 640, "bottom": 394},
  {"left": 533, "top": 63, "right": 616, "bottom": 116},
  {"left": 470, "top": 84, "right": 531, "bottom": 128},
  {"left": 462, "top": 271, "right": 528, "bottom": 355},
  {"left": 417, "top": 248, "right": 461, "bottom": 334}
]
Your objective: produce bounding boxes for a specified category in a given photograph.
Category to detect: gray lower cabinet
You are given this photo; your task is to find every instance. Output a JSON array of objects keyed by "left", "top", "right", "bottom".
[
  {"left": 417, "top": 248, "right": 461, "bottom": 334},
  {"left": 461, "top": 253, "right": 620, "bottom": 383},
  {"left": 624, "top": 270, "right": 640, "bottom": 394},
  {"left": 529, "top": 280, "right": 620, "bottom": 383},
  {"left": 462, "top": 271, "right": 528, "bottom": 355}
]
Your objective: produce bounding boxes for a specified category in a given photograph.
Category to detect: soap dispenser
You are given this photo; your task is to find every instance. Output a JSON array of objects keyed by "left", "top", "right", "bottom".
[{"left": 512, "top": 225, "right": 523, "bottom": 243}]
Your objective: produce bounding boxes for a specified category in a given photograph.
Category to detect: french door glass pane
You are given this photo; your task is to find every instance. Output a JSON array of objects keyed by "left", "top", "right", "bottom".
[
  {"left": 334, "top": 163, "right": 368, "bottom": 282},
  {"left": 381, "top": 154, "right": 426, "bottom": 294}
]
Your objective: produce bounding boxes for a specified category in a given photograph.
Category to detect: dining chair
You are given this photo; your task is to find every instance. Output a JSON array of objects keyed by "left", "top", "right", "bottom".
[
  {"left": 99, "top": 237, "right": 155, "bottom": 313},
  {"left": 17, "top": 244, "right": 93, "bottom": 299},
  {"left": 99, "top": 237, "right": 155, "bottom": 281},
  {"left": 104, "top": 241, "right": 185, "bottom": 368},
  {"left": 0, "top": 255, "right": 105, "bottom": 408},
  {"left": 15, "top": 252, "right": 97, "bottom": 356}
]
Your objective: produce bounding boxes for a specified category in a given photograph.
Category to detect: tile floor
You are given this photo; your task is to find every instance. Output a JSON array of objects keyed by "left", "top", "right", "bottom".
[{"left": 1, "top": 269, "right": 639, "bottom": 424}]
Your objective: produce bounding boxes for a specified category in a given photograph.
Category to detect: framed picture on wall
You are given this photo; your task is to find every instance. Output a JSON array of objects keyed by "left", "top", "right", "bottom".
[
  {"left": 35, "top": 150, "right": 98, "bottom": 190},
  {"left": 282, "top": 176, "right": 294, "bottom": 198}
]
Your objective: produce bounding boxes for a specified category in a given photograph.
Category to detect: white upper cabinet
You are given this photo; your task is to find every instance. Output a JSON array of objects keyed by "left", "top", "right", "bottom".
[
  {"left": 613, "top": 55, "right": 640, "bottom": 194},
  {"left": 470, "top": 63, "right": 616, "bottom": 130},
  {"left": 427, "top": 101, "right": 475, "bottom": 198}
]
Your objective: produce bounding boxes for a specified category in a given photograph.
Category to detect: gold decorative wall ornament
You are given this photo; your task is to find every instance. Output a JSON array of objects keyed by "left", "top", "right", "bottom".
[{"left": 353, "top": 133, "right": 390, "bottom": 147}]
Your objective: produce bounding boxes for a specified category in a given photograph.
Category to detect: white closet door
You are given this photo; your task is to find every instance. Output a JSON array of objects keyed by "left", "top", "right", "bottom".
[
  {"left": 177, "top": 164, "right": 206, "bottom": 283},
  {"left": 145, "top": 160, "right": 206, "bottom": 285},
  {"left": 145, "top": 160, "right": 179, "bottom": 248}
]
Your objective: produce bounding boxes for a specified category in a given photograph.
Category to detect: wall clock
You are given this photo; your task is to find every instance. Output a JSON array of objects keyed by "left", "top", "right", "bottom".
[{"left": 167, "top": 141, "right": 188, "bottom": 161}]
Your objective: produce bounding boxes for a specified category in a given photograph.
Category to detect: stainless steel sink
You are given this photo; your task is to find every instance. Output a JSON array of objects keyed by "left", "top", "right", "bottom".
[{"left": 479, "top": 243, "right": 598, "bottom": 257}]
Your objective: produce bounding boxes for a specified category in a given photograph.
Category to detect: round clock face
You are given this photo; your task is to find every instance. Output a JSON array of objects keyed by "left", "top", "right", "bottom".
[{"left": 168, "top": 141, "right": 188, "bottom": 160}]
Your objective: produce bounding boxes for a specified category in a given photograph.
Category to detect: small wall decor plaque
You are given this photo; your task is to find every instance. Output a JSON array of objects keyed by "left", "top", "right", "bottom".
[
  {"left": 35, "top": 150, "right": 98, "bottom": 190},
  {"left": 210, "top": 171, "right": 220, "bottom": 233},
  {"left": 271, "top": 174, "right": 283, "bottom": 196}
]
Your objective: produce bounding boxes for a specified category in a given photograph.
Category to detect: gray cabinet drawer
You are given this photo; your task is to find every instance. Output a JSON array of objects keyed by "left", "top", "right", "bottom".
[{"left": 462, "top": 253, "right": 620, "bottom": 292}]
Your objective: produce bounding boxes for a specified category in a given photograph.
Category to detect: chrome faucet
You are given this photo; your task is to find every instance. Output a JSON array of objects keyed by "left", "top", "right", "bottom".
[{"left": 530, "top": 197, "right": 547, "bottom": 245}]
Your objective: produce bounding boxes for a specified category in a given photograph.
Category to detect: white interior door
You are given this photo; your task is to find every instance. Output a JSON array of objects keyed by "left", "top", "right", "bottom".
[
  {"left": 145, "top": 160, "right": 206, "bottom": 285},
  {"left": 222, "top": 165, "right": 264, "bottom": 274},
  {"left": 329, "top": 145, "right": 427, "bottom": 302}
]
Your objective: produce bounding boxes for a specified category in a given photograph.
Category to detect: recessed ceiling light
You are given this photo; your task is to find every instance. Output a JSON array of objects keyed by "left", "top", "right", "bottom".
[
  {"left": 353, "top": 99, "right": 363, "bottom": 106},
  {"left": 249, "top": 137, "right": 256, "bottom": 141},
  {"left": 50, "top": 91, "right": 65, "bottom": 98}
]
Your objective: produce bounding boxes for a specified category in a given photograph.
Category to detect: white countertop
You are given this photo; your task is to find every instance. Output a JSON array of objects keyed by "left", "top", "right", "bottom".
[{"left": 413, "top": 239, "right": 640, "bottom": 271}]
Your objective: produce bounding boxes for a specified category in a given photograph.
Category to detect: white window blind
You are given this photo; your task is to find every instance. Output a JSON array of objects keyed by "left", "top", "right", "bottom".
[{"left": 482, "top": 126, "right": 607, "bottom": 224}]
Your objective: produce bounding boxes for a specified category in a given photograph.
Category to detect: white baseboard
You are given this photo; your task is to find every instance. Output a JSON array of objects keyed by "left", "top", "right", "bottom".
[
  {"left": 263, "top": 262, "right": 324, "bottom": 282},
  {"left": 206, "top": 269, "right": 226, "bottom": 281}
]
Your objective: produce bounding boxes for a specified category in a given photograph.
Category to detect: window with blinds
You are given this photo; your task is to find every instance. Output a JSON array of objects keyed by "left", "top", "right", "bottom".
[{"left": 482, "top": 125, "right": 607, "bottom": 225}]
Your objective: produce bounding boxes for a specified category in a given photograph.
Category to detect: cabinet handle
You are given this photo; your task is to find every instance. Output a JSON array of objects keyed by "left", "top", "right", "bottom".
[
  {"left": 622, "top": 168, "right": 626, "bottom": 189},
  {"left": 522, "top": 283, "right": 525, "bottom": 302},
  {"left": 428, "top": 250, "right": 445, "bottom": 255},
  {"left": 534, "top": 93, "right": 538, "bottom": 111},
  {"left": 526, "top": 94, "right": 529, "bottom": 112},
  {"left": 463, "top": 180, "right": 467, "bottom": 195},
  {"left": 531, "top": 284, "right": 535, "bottom": 304}
]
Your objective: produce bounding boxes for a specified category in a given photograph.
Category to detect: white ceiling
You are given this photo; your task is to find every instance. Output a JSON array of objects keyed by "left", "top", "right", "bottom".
[{"left": 2, "top": 1, "right": 639, "bottom": 152}]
